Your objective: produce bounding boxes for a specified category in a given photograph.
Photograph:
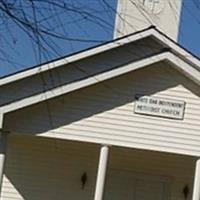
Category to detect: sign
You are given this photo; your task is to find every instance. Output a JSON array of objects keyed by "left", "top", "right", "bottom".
[{"left": 134, "top": 96, "right": 185, "bottom": 120}]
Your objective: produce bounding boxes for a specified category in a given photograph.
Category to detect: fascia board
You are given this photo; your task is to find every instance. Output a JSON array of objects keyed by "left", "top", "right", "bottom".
[
  {"left": 166, "top": 53, "right": 200, "bottom": 85},
  {"left": 152, "top": 29, "right": 200, "bottom": 71},
  {"left": 0, "top": 51, "right": 170, "bottom": 115},
  {"left": 0, "top": 29, "right": 154, "bottom": 87}
]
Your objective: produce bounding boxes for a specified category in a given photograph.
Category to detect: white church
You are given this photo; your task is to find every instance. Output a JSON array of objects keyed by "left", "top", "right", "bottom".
[{"left": 1, "top": 0, "right": 200, "bottom": 200}]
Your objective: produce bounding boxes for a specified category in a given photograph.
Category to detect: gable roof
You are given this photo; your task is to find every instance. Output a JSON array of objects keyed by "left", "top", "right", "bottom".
[{"left": 0, "top": 26, "right": 200, "bottom": 128}]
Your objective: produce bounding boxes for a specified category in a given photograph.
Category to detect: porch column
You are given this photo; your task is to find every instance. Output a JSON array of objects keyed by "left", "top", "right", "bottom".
[
  {"left": 0, "top": 132, "right": 7, "bottom": 190},
  {"left": 192, "top": 159, "right": 200, "bottom": 200},
  {"left": 94, "top": 145, "right": 109, "bottom": 200}
]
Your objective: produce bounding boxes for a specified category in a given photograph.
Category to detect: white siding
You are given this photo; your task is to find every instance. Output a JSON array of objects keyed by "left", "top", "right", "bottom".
[
  {"left": 4, "top": 62, "right": 200, "bottom": 156},
  {"left": 1, "top": 136, "right": 99, "bottom": 200},
  {"left": 1, "top": 136, "right": 196, "bottom": 200}
]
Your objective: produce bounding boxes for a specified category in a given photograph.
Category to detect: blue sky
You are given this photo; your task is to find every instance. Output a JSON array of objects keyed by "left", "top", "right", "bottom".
[
  {"left": 0, "top": 0, "right": 117, "bottom": 77},
  {"left": 179, "top": 0, "right": 200, "bottom": 57},
  {"left": 0, "top": 0, "right": 199, "bottom": 77}
]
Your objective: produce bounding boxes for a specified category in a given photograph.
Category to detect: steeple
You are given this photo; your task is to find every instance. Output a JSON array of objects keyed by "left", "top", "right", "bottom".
[{"left": 114, "top": 0, "right": 182, "bottom": 41}]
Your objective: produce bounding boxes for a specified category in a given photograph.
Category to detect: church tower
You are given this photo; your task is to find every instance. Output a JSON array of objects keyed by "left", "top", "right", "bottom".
[{"left": 114, "top": 0, "right": 182, "bottom": 41}]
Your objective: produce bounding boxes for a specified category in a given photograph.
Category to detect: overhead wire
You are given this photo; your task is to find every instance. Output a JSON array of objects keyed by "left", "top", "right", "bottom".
[
  {"left": 0, "top": 0, "right": 180, "bottom": 106},
  {"left": 0, "top": 0, "right": 195, "bottom": 97}
]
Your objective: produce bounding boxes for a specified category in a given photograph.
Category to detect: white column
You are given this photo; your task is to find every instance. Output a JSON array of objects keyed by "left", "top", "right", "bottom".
[
  {"left": 193, "top": 159, "right": 200, "bottom": 200},
  {"left": 94, "top": 145, "right": 109, "bottom": 200},
  {"left": 0, "top": 133, "right": 7, "bottom": 190}
]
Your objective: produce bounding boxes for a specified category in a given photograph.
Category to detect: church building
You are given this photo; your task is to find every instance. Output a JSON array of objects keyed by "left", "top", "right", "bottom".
[{"left": 0, "top": 1, "right": 200, "bottom": 200}]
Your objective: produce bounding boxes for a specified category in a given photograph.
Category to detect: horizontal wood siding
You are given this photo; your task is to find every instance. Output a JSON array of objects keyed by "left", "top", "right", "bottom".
[
  {"left": 4, "top": 62, "right": 200, "bottom": 156},
  {"left": 1, "top": 136, "right": 99, "bottom": 200},
  {"left": 1, "top": 136, "right": 196, "bottom": 200}
]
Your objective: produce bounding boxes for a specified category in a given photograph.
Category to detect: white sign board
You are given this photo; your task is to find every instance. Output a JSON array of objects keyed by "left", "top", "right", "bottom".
[{"left": 134, "top": 96, "right": 185, "bottom": 120}]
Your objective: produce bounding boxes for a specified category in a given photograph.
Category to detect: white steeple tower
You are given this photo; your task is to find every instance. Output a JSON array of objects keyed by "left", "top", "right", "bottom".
[{"left": 114, "top": 0, "right": 182, "bottom": 41}]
